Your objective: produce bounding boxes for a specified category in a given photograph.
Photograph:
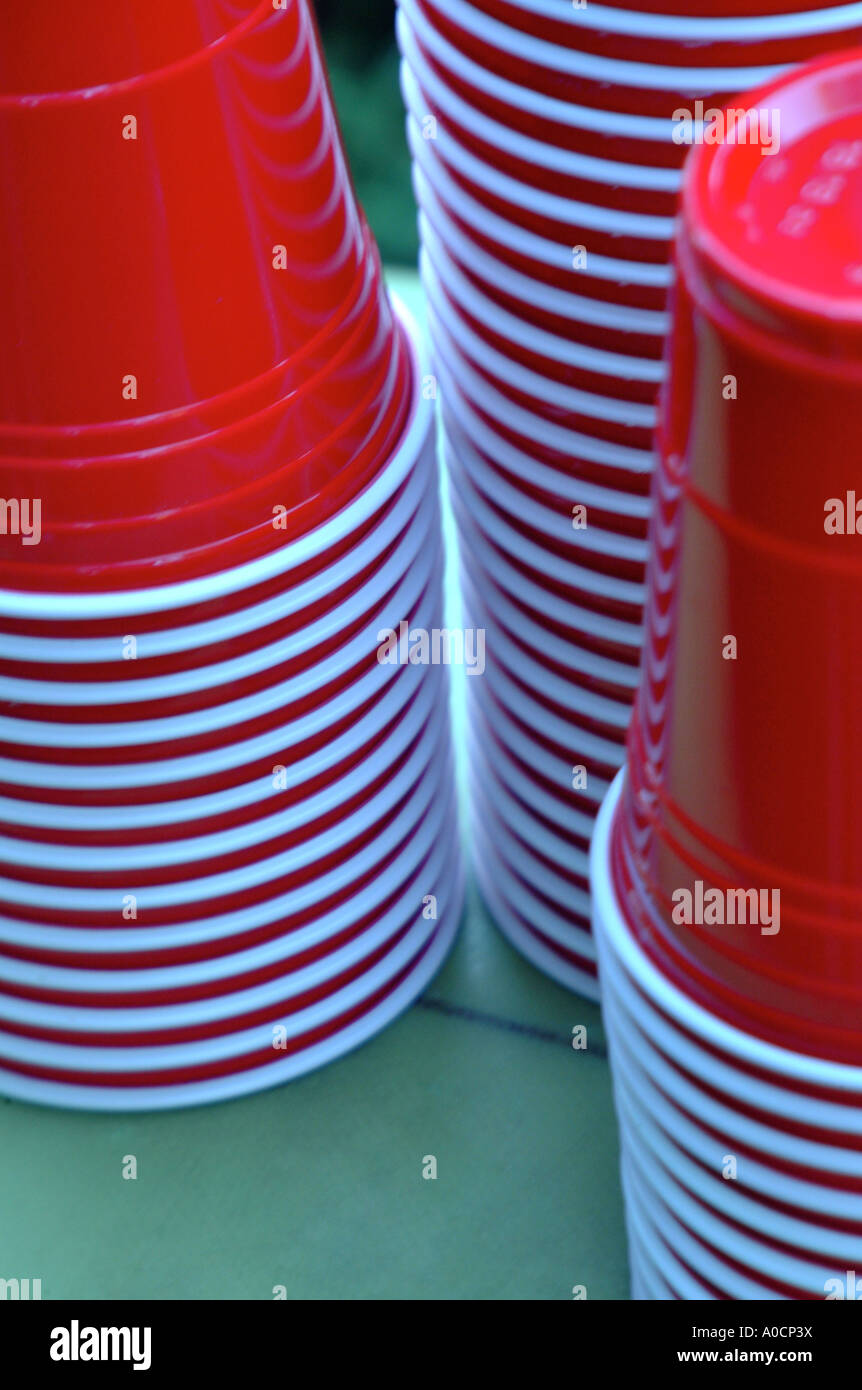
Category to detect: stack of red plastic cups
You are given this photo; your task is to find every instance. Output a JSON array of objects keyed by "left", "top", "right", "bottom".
[
  {"left": 0, "top": 0, "right": 463, "bottom": 1111},
  {"left": 395, "top": 0, "right": 862, "bottom": 996},
  {"left": 593, "top": 49, "right": 862, "bottom": 1298}
]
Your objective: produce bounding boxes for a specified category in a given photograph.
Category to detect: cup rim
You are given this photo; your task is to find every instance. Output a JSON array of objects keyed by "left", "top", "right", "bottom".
[
  {"left": 0, "top": 536, "right": 439, "bottom": 753},
  {"left": 0, "top": 667, "right": 439, "bottom": 839},
  {"left": 0, "top": 772, "right": 455, "bottom": 983},
  {"left": 0, "top": 897, "right": 461, "bottom": 1110},
  {"left": 622, "top": 1152, "right": 773, "bottom": 1298},
  {"left": 403, "top": 75, "right": 676, "bottom": 239},
  {"left": 446, "top": 436, "right": 646, "bottom": 606},
  {"left": 472, "top": 826, "right": 600, "bottom": 988},
  {"left": 435, "top": 342, "right": 654, "bottom": 500},
  {"left": 480, "top": 0, "right": 862, "bottom": 42},
  {"left": 0, "top": 736, "right": 449, "bottom": 918},
  {"left": 0, "top": 901, "right": 454, "bottom": 1075},
  {"left": 0, "top": 663, "right": 429, "bottom": 804},
  {"left": 2, "top": 481, "right": 438, "bottom": 712},
  {"left": 0, "top": 449, "right": 433, "bottom": 663},
  {"left": 603, "top": 903, "right": 862, "bottom": 1132},
  {"left": 407, "top": 114, "right": 674, "bottom": 285},
  {"left": 592, "top": 768, "right": 862, "bottom": 1088},
  {"left": 616, "top": 1075, "right": 862, "bottom": 1260},
  {"left": 414, "top": 173, "right": 670, "bottom": 336},
  {"left": 424, "top": 255, "right": 659, "bottom": 429},
  {"left": 440, "top": 380, "right": 651, "bottom": 545},
  {"left": 0, "top": 233, "right": 381, "bottom": 450},
  {"left": 469, "top": 701, "right": 598, "bottom": 841},
  {"left": 0, "top": 296, "right": 431, "bottom": 618},
  {"left": 453, "top": 486, "right": 645, "bottom": 648},
  {"left": 451, "top": 483, "right": 645, "bottom": 666},
  {"left": 462, "top": 586, "right": 634, "bottom": 728},
  {"left": 613, "top": 1036, "right": 862, "bottom": 1222},
  {"left": 0, "top": 684, "right": 447, "bottom": 883},
  {"left": 398, "top": 27, "right": 683, "bottom": 192},
  {"left": 0, "top": 836, "right": 456, "bottom": 1021},
  {"left": 443, "top": 383, "right": 652, "bottom": 519},
  {"left": 0, "top": 735, "right": 449, "bottom": 954},
  {"left": 471, "top": 782, "right": 594, "bottom": 932},
  {"left": 622, "top": 1120, "right": 842, "bottom": 1291},
  {"left": 0, "top": 807, "right": 458, "bottom": 1030},
  {"left": 418, "top": 0, "right": 783, "bottom": 89},
  {"left": 399, "top": 0, "right": 676, "bottom": 138},
  {"left": 470, "top": 742, "right": 594, "bottom": 870},
  {"left": 419, "top": 204, "right": 667, "bottom": 382}
]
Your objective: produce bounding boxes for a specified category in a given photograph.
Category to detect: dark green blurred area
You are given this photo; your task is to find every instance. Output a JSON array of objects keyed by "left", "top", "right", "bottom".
[{"left": 315, "top": 0, "right": 419, "bottom": 267}]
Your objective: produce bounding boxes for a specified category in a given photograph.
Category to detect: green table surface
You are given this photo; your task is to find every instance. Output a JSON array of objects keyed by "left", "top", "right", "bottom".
[{"left": 0, "top": 273, "right": 629, "bottom": 1302}]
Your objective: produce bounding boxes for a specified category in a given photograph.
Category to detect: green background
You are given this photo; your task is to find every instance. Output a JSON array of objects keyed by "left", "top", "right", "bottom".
[{"left": 317, "top": 0, "right": 420, "bottom": 266}]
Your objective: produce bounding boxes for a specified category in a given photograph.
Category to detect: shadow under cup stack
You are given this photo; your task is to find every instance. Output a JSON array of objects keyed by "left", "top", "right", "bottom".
[
  {"left": 395, "top": 0, "right": 862, "bottom": 997},
  {"left": 592, "top": 50, "right": 862, "bottom": 1297},
  {"left": 0, "top": 0, "right": 462, "bottom": 1111}
]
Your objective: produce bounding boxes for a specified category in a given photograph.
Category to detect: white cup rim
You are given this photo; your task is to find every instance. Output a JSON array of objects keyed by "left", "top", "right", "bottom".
[
  {"left": 0, "top": 298, "right": 432, "bottom": 620},
  {"left": 591, "top": 768, "right": 862, "bottom": 1090},
  {"left": 0, "top": 894, "right": 462, "bottom": 1111}
]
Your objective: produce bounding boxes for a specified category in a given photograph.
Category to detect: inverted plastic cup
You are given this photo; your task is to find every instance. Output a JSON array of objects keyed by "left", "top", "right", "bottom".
[
  {"left": 594, "top": 769, "right": 862, "bottom": 1118},
  {"left": 615, "top": 50, "right": 862, "bottom": 1059},
  {"left": 0, "top": 481, "right": 440, "bottom": 720},
  {"left": 0, "top": 255, "right": 408, "bottom": 529},
  {"left": 0, "top": 295, "right": 430, "bottom": 601},
  {"left": 0, "top": 0, "right": 394, "bottom": 429}
]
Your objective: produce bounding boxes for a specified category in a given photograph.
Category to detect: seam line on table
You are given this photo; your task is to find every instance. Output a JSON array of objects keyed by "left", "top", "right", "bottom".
[{"left": 417, "top": 994, "right": 608, "bottom": 1057}]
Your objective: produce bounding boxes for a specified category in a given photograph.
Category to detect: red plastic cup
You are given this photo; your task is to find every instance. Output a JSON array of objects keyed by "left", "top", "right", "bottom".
[
  {"left": 0, "top": 0, "right": 392, "bottom": 430},
  {"left": 569, "top": 0, "right": 850, "bottom": 15},
  {"left": 406, "top": 104, "right": 675, "bottom": 268},
  {"left": 414, "top": 0, "right": 783, "bottom": 120},
  {"left": 399, "top": 35, "right": 681, "bottom": 218},
  {"left": 440, "top": 0, "right": 862, "bottom": 71},
  {"left": 399, "top": 0, "right": 689, "bottom": 170},
  {"left": 414, "top": 170, "right": 670, "bottom": 357},
  {"left": 0, "top": 298, "right": 422, "bottom": 590},
  {"left": 613, "top": 49, "right": 862, "bottom": 1061}
]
